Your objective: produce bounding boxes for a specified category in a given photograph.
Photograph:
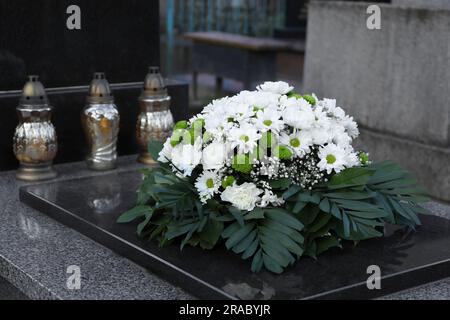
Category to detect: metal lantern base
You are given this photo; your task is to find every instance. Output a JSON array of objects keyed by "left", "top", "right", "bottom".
[
  {"left": 137, "top": 152, "right": 157, "bottom": 165},
  {"left": 86, "top": 159, "right": 117, "bottom": 172},
  {"left": 16, "top": 163, "right": 57, "bottom": 182}
]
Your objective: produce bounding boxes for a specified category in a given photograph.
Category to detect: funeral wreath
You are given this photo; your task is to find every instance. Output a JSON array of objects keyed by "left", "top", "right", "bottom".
[{"left": 118, "top": 81, "right": 429, "bottom": 274}]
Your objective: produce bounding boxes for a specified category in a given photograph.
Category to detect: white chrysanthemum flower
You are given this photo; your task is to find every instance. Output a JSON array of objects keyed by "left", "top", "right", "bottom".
[
  {"left": 279, "top": 95, "right": 311, "bottom": 109},
  {"left": 202, "top": 141, "right": 230, "bottom": 170},
  {"left": 229, "top": 124, "right": 261, "bottom": 154},
  {"left": 345, "top": 150, "right": 361, "bottom": 168},
  {"left": 310, "top": 106, "right": 332, "bottom": 145},
  {"left": 220, "top": 183, "right": 263, "bottom": 211},
  {"left": 188, "top": 114, "right": 204, "bottom": 126},
  {"left": 328, "top": 121, "right": 352, "bottom": 147},
  {"left": 320, "top": 98, "right": 337, "bottom": 111},
  {"left": 317, "top": 143, "right": 348, "bottom": 174},
  {"left": 331, "top": 106, "right": 346, "bottom": 120},
  {"left": 202, "top": 100, "right": 226, "bottom": 115},
  {"left": 332, "top": 131, "right": 352, "bottom": 147},
  {"left": 232, "top": 90, "right": 280, "bottom": 109},
  {"left": 258, "top": 189, "right": 285, "bottom": 208},
  {"left": 228, "top": 103, "right": 255, "bottom": 124},
  {"left": 309, "top": 128, "right": 331, "bottom": 146},
  {"left": 280, "top": 130, "right": 312, "bottom": 158},
  {"left": 282, "top": 105, "right": 315, "bottom": 130},
  {"left": 255, "top": 107, "right": 284, "bottom": 133},
  {"left": 170, "top": 138, "right": 203, "bottom": 176},
  {"left": 195, "top": 171, "right": 221, "bottom": 204},
  {"left": 257, "top": 81, "right": 294, "bottom": 95},
  {"left": 158, "top": 139, "right": 173, "bottom": 163},
  {"left": 341, "top": 115, "right": 360, "bottom": 139},
  {"left": 204, "top": 112, "right": 235, "bottom": 141}
]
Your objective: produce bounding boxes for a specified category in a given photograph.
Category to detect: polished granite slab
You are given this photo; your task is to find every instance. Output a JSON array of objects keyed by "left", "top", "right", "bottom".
[
  {"left": 19, "top": 169, "right": 450, "bottom": 300},
  {"left": 0, "top": 156, "right": 192, "bottom": 300},
  {"left": 0, "top": 276, "right": 28, "bottom": 300}
]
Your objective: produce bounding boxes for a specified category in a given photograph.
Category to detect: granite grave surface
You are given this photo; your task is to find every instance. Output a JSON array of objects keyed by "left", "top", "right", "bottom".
[
  {"left": 13, "top": 158, "right": 450, "bottom": 300},
  {"left": 0, "top": 156, "right": 191, "bottom": 300},
  {"left": 0, "top": 156, "right": 449, "bottom": 299}
]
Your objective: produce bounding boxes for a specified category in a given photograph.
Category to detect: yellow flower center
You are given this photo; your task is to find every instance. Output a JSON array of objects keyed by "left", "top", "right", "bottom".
[
  {"left": 326, "top": 154, "right": 337, "bottom": 164},
  {"left": 263, "top": 120, "right": 273, "bottom": 127},
  {"left": 240, "top": 135, "right": 250, "bottom": 142},
  {"left": 206, "top": 178, "right": 215, "bottom": 189},
  {"left": 290, "top": 138, "right": 300, "bottom": 148}
]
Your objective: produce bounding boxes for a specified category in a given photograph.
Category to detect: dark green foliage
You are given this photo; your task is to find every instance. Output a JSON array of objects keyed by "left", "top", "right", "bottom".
[{"left": 119, "top": 160, "right": 428, "bottom": 274}]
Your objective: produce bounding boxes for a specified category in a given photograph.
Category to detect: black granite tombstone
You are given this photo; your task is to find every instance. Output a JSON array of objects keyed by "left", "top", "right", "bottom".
[
  {"left": 0, "top": 0, "right": 189, "bottom": 171},
  {"left": 0, "top": 0, "right": 161, "bottom": 89},
  {"left": 20, "top": 170, "right": 450, "bottom": 300}
]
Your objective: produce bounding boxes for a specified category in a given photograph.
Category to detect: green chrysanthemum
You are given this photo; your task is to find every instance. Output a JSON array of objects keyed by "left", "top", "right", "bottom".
[
  {"left": 232, "top": 154, "right": 253, "bottom": 174},
  {"left": 221, "top": 176, "right": 236, "bottom": 189},
  {"left": 170, "top": 129, "right": 185, "bottom": 147},
  {"left": 273, "top": 145, "right": 293, "bottom": 160},
  {"left": 303, "top": 94, "right": 316, "bottom": 106},
  {"left": 174, "top": 120, "right": 188, "bottom": 130}
]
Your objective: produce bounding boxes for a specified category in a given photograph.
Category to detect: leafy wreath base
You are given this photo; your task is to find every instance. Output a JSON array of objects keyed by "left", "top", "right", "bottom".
[{"left": 118, "top": 142, "right": 429, "bottom": 274}]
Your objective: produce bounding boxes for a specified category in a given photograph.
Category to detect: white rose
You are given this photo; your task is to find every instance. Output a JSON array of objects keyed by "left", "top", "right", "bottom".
[
  {"left": 257, "top": 81, "right": 294, "bottom": 95},
  {"left": 220, "top": 183, "right": 263, "bottom": 211},
  {"left": 202, "top": 142, "right": 228, "bottom": 170}
]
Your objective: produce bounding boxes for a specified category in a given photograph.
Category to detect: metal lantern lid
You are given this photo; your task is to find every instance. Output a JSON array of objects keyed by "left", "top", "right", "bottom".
[
  {"left": 140, "top": 66, "right": 168, "bottom": 100},
  {"left": 19, "top": 75, "right": 50, "bottom": 107},
  {"left": 87, "top": 72, "right": 114, "bottom": 104}
]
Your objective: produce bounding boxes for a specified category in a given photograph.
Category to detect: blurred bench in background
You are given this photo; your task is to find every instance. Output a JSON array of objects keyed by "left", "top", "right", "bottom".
[{"left": 183, "top": 31, "right": 304, "bottom": 98}]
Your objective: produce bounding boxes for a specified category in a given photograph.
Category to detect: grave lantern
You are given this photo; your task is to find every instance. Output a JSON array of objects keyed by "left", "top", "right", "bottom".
[
  {"left": 81, "top": 72, "right": 120, "bottom": 171},
  {"left": 13, "top": 76, "right": 58, "bottom": 181},
  {"left": 136, "top": 66, "right": 174, "bottom": 164}
]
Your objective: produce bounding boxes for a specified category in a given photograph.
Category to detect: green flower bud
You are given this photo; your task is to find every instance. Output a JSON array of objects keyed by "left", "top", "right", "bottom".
[
  {"left": 273, "top": 145, "right": 293, "bottom": 160},
  {"left": 303, "top": 94, "right": 316, "bottom": 106},
  {"left": 221, "top": 176, "right": 236, "bottom": 189},
  {"left": 203, "top": 131, "right": 213, "bottom": 143},
  {"left": 359, "top": 152, "right": 370, "bottom": 165},
  {"left": 174, "top": 120, "right": 188, "bottom": 130},
  {"left": 193, "top": 118, "right": 205, "bottom": 129},
  {"left": 232, "top": 154, "right": 253, "bottom": 174},
  {"left": 170, "top": 129, "right": 185, "bottom": 147},
  {"left": 287, "top": 91, "right": 302, "bottom": 99},
  {"left": 182, "top": 127, "right": 198, "bottom": 145}
]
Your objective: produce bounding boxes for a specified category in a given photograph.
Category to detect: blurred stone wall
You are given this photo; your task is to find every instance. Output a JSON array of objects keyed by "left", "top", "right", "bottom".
[
  {"left": 303, "top": 1, "right": 450, "bottom": 202},
  {"left": 393, "top": 0, "right": 450, "bottom": 9}
]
